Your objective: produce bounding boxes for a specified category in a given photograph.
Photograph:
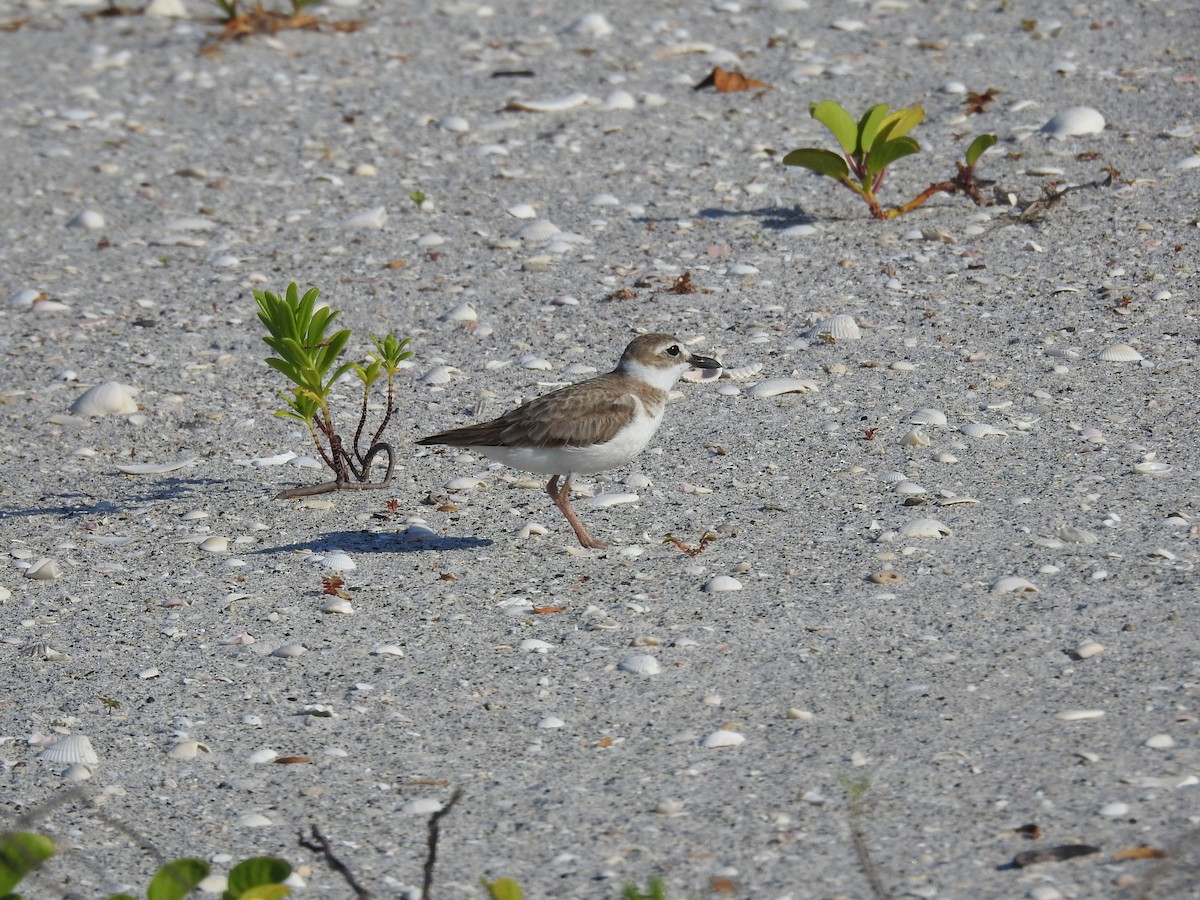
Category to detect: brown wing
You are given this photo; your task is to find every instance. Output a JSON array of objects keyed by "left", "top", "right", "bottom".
[{"left": 418, "top": 375, "right": 644, "bottom": 449}]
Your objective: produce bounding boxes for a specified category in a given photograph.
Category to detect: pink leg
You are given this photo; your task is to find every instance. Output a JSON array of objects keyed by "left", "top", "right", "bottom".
[{"left": 546, "top": 475, "right": 606, "bottom": 549}]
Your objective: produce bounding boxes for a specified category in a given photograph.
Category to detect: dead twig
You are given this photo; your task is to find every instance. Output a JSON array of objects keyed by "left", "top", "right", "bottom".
[
  {"left": 299, "top": 824, "right": 373, "bottom": 898},
  {"left": 422, "top": 788, "right": 463, "bottom": 900}
]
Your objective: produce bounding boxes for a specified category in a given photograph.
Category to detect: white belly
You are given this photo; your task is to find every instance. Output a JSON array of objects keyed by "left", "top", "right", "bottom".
[{"left": 476, "top": 409, "right": 663, "bottom": 476}]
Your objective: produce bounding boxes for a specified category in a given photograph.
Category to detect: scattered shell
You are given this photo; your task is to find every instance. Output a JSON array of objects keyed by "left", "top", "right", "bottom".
[
  {"left": 439, "top": 302, "right": 478, "bottom": 324},
  {"left": 805, "top": 314, "right": 861, "bottom": 341},
  {"left": 1099, "top": 802, "right": 1130, "bottom": 818},
  {"left": 960, "top": 423, "right": 1008, "bottom": 439},
  {"left": 371, "top": 644, "right": 405, "bottom": 657},
  {"left": 720, "top": 363, "right": 764, "bottom": 381},
  {"left": 317, "top": 551, "right": 356, "bottom": 571},
  {"left": 199, "top": 536, "right": 229, "bottom": 554},
  {"left": 600, "top": 91, "right": 636, "bottom": 111},
  {"left": 436, "top": 115, "right": 470, "bottom": 133},
  {"left": 116, "top": 458, "right": 199, "bottom": 475},
  {"left": 506, "top": 203, "right": 537, "bottom": 219},
  {"left": 237, "top": 813, "right": 273, "bottom": 828},
  {"left": 701, "top": 729, "right": 746, "bottom": 748},
  {"left": 1133, "top": 460, "right": 1171, "bottom": 476},
  {"left": 581, "top": 492, "right": 639, "bottom": 508},
  {"left": 39, "top": 735, "right": 99, "bottom": 766},
  {"left": 892, "top": 481, "right": 927, "bottom": 496},
  {"left": 247, "top": 749, "right": 278, "bottom": 764},
  {"left": 67, "top": 209, "right": 105, "bottom": 230},
  {"left": 24, "top": 558, "right": 63, "bottom": 580},
  {"left": 746, "top": 378, "right": 819, "bottom": 398},
  {"left": 538, "top": 716, "right": 565, "bottom": 729},
  {"left": 1075, "top": 641, "right": 1104, "bottom": 659},
  {"left": 518, "top": 354, "right": 553, "bottom": 371},
  {"left": 519, "top": 638, "right": 553, "bottom": 653},
  {"left": 1096, "top": 344, "right": 1142, "bottom": 362},
  {"left": 564, "top": 12, "right": 613, "bottom": 37},
  {"left": 908, "top": 408, "right": 948, "bottom": 426},
  {"left": 69, "top": 382, "right": 139, "bottom": 417},
  {"left": 1056, "top": 709, "right": 1105, "bottom": 721},
  {"left": 419, "top": 365, "right": 462, "bottom": 386},
  {"left": 342, "top": 206, "right": 387, "bottom": 229},
  {"left": 269, "top": 643, "right": 307, "bottom": 659},
  {"left": 321, "top": 598, "right": 354, "bottom": 615},
  {"left": 991, "top": 576, "right": 1039, "bottom": 593},
  {"left": 1145, "top": 734, "right": 1175, "bottom": 750},
  {"left": 900, "top": 428, "right": 931, "bottom": 447},
  {"left": 505, "top": 93, "right": 590, "bottom": 113},
  {"left": 512, "top": 219, "right": 562, "bottom": 241},
  {"left": 1057, "top": 526, "right": 1099, "bottom": 544},
  {"left": 169, "top": 740, "right": 211, "bottom": 760},
  {"left": 1040, "top": 107, "right": 1105, "bottom": 139},
  {"left": 445, "top": 476, "right": 486, "bottom": 491},
  {"left": 400, "top": 798, "right": 444, "bottom": 815},
  {"left": 618, "top": 654, "right": 661, "bottom": 676},
  {"left": 897, "top": 518, "right": 952, "bottom": 539},
  {"left": 869, "top": 571, "right": 903, "bottom": 585},
  {"left": 62, "top": 763, "right": 94, "bottom": 782},
  {"left": 703, "top": 575, "right": 743, "bottom": 592}
]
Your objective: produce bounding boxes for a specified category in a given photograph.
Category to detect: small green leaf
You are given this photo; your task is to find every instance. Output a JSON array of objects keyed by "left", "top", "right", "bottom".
[
  {"left": 105, "top": 895, "right": 140, "bottom": 900},
  {"left": 875, "top": 106, "right": 924, "bottom": 145},
  {"left": 855, "top": 103, "right": 891, "bottom": 156},
  {"left": 0, "top": 833, "right": 55, "bottom": 894},
  {"left": 147, "top": 858, "right": 210, "bottom": 900},
  {"left": 234, "top": 886, "right": 291, "bottom": 900},
  {"left": 781, "top": 148, "right": 851, "bottom": 180},
  {"left": 809, "top": 100, "right": 857, "bottom": 155},
  {"left": 481, "top": 877, "right": 523, "bottom": 900},
  {"left": 964, "top": 133, "right": 997, "bottom": 168},
  {"left": 225, "top": 858, "right": 291, "bottom": 899},
  {"left": 865, "top": 136, "right": 920, "bottom": 179}
]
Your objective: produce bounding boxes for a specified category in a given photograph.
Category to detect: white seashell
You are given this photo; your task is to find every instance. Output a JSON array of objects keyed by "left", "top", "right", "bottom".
[
  {"left": 600, "top": 91, "right": 636, "bottom": 111},
  {"left": 199, "top": 536, "right": 228, "bottom": 554},
  {"left": 144, "top": 0, "right": 188, "bottom": 17},
  {"left": 116, "top": 458, "right": 199, "bottom": 475},
  {"left": 940, "top": 80, "right": 967, "bottom": 94},
  {"left": 991, "top": 576, "right": 1038, "bottom": 593},
  {"left": 1040, "top": 107, "right": 1105, "bottom": 139},
  {"left": 371, "top": 644, "right": 405, "bottom": 657},
  {"left": 24, "top": 558, "right": 62, "bottom": 580},
  {"left": 436, "top": 115, "right": 470, "bottom": 133},
  {"left": 342, "top": 206, "right": 387, "bottom": 229},
  {"left": 1057, "top": 526, "right": 1099, "bottom": 544},
  {"left": 701, "top": 729, "right": 746, "bottom": 748},
  {"left": 516, "top": 522, "right": 549, "bottom": 539},
  {"left": 564, "top": 12, "right": 613, "bottom": 37},
  {"left": 518, "top": 354, "right": 553, "bottom": 371},
  {"left": 62, "top": 763, "right": 94, "bottom": 782},
  {"left": 237, "top": 813, "right": 273, "bottom": 828},
  {"left": 1133, "top": 460, "right": 1171, "bottom": 476},
  {"left": 419, "top": 365, "right": 462, "bottom": 386},
  {"left": 618, "top": 654, "right": 661, "bottom": 676},
  {"left": 831, "top": 18, "right": 865, "bottom": 32},
  {"left": 519, "top": 638, "right": 553, "bottom": 653},
  {"left": 39, "top": 735, "right": 99, "bottom": 766},
  {"left": 725, "top": 263, "right": 759, "bottom": 276},
  {"left": 417, "top": 233, "right": 445, "bottom": 248},
  {"left": 1099, "top": 802, "right": 1129, "bottom": 818},
  {"left": 908, "top": 408, "right": 947, "bottom": 426},
  {"left": 512, "top": 219, "right": 561, "bottom": 241},
  {"left": 445, "top": 476, "right": 487, "bottom": 491},
  {"left": 538, "top": 716, "right": 565, "bottom": 729},
  {"left": 806, "top": 314, "right": 861, "bottom": 341},
  {"left": 681, "top": 366, "right": 721, "bottom": 383},
  {"left": 506, "top": 203, "right": 537, "bottom": 219},
  {"left": 900, "top": 428, "right": 931, "bottom": 447},
  {"left": 1145, "top": 733, "right": 1175, "bottom": 750},
  {"left": 401, "top": 524, "right": 439, "bottom": 542},
  {"left": 69, "top": 382, "right": 139, "bottom": 417},
  {"left": 169, "top": 740, "right": 211, "bottom": 760},
  {"left": 247, "top": 749, "right": 278, "bottom": 764},
  {"left": 1055, "top": 709, "right": 1105, "bottom": 721},
  {"left": 938, "top": 496, "right": 979, "bottom": 507},
  {"left": 321, "top": 598, "right": 354, "bottom": 615},
  {"left": 746, "top": 378, "right": 819, "bottom": 399},
  {"left": 1178, "top": 155, "right": 1200, "bottom": 170},
  {"left": 67, "top": 209, "right": 105, "bottom": 230},
  {"left": 703, "top": 575, "right": 743, "bottom": 593},
  {"left": 9, "top": 288, "right": 44, "bottom": 309},
  {"left": 270, "top": 643, "right": 307, "bottom": 659},
  {"left": 319, "top": 551, "right": 356, "bottom": 571},
  {"left": 898, "top": 518, "right": 951, "bottom": 539},
  {"left": 1096, "top": 344, "right": 1142, "bottom": 362},
  {"left": 1075, "top": 641, "right": 1104, "bottom": 659},
  {"left": 721, "top": 363, "right": 764, "bottom": 381},
  {"left": 209, "top": 254, "right": 240, "bottom": 268},
  {"left": 960, "top": 423, "right": 1007, "bottom": 438},
  {"left": 400, "top": 798, "right": 444, "bottom": 815},
  {"left": 505, "top": 93, "right": 590, "bottom": 113},
  {"left": 892, "top": 481, "right": 927, "bottom": 496},
  {"left": 440, "top": 302, "right": 478, "bottom": 324},
  {"left": 581, "top": 492, "right": 638, "bottom": 508}
]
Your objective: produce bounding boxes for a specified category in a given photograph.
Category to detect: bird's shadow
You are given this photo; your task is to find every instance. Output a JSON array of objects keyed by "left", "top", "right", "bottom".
[
  {"left": 256, "top": 528, "right": 492, "bottom": 556},
  {"left": 631, "top": 205, "right": 822, "bottom": 230}
]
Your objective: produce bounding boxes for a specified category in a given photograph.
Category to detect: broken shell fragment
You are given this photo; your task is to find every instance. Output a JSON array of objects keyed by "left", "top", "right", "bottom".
[
  {"left": 1040, "top": 106, "right": 1105, "bottom": 139},
  {"left": 701, "top": 729, "right": 746, "bottom": 748},
  {"left": 24, "top": 558, "right": 63, "bottom": 580},
  {"left": 960, "top": 423, "right": 1008, "bottom": 439},
  {"left": 38, "top": 734, "right": 99, "bottom": 766},
  {"left": 746, "top": 378, "right": 820, "bottom": 399},
  {"left": 908, "top": 408, "right": 948, "bottom": 426},
  {"left": 703, "top": 575, "right": 743, "bottom": 592},
  {"left": 991, "top": 576, "right": 1039, "bottom": 593},
  {"left": 269, "top": 643, "right": 307, "bottom": 659},
  {"left": 169, "top": 740, "right": 211, "bottom": 760}
]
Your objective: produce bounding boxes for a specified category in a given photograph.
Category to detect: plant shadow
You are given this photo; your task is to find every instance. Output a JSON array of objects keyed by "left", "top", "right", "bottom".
[{"left": 258, "top": 528, "right": 491, "bottom": 555}]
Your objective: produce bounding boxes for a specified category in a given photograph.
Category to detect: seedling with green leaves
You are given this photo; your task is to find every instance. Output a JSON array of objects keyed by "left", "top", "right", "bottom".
[
  {"left": 784, "top": 100, "right": 997, "bottom": 219},
  {"left": 255, "top": 283, "right": 412, "bottom": 499},
  {"left": 107, "top": 856, "right": 291, "bottom": 900}
]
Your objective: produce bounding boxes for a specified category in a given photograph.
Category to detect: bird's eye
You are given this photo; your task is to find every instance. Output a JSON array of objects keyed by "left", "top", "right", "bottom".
[{"left": 665, "top": 345, "right": 681, "bottom": 357}]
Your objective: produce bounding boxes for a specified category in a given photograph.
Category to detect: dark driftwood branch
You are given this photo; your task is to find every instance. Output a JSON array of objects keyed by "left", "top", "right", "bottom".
[
  {"left": 274, "top": 442, "right": 394, "bottom": 499},
  {"left": 421, "top": 788, "right": 463, "bottom": 900},
  {"left": 299, "top": 825, "right": 372, "bottom": 899}
]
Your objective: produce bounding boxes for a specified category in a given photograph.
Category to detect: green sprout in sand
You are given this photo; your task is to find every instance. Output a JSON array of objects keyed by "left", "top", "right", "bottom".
[
  {"left": 254, "top": 283, "right": 412, "bottom": 499},
  {"left": 784, "top": 100, "right": 997, "bottom": 219}
]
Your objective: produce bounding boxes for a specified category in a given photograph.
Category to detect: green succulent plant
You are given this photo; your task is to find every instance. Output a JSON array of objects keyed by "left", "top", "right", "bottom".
[{"left": 784, "top": 100, "right": 997, "bottom": 219}]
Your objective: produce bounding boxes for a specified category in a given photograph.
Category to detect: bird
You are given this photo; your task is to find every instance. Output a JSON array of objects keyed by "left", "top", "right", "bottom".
[{"left": 418, "top": 333, "right": 721, "bottom": 549}]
